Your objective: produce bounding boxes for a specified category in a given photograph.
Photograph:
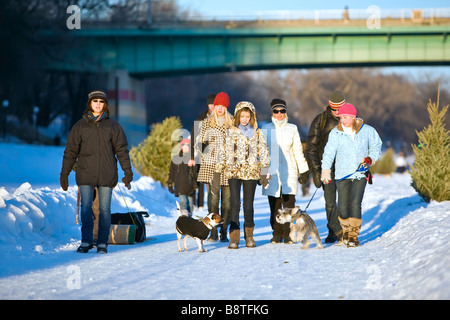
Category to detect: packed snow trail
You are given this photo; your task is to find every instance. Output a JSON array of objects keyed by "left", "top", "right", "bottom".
[{"left": 0, "top": 143, "right": 449, "bottom": 300}]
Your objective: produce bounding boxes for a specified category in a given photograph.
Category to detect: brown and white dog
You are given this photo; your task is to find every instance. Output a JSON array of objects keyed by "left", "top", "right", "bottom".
[{"left": 176, "top": 212, "right": 223, "bottom": 253}]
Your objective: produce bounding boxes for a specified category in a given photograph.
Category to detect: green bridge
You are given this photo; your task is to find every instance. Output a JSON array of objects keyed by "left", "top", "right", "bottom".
[{"left": 49, "top": 17, "right": 450, "bottom": 145}]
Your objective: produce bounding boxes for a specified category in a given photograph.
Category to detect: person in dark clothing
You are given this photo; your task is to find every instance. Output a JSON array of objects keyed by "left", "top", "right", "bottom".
[
  {"left": 168, "top": 138, "right": 198, "bottom": 213},
  {"left": 60, "top": 91, "right": 133, "bottom": 254},
  {"left": 304, "top": 90, "right": 345, "bottom": 243},
  {"left": 189, "top": 93, "right": 216, "bottom": 210}
]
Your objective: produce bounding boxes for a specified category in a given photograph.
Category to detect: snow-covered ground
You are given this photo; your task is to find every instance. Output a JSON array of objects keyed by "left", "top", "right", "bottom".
[{"left": 0, "top": 142, "right": 449, "bottom": 300}]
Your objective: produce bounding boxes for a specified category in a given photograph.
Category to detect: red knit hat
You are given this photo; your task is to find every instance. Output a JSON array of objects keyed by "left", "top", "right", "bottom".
[
  {"left": 338, "top": 103, "right": 357, "bottom": 117},
  {"left": 213, "top": 92, "right": 230, "bottom": 108}
]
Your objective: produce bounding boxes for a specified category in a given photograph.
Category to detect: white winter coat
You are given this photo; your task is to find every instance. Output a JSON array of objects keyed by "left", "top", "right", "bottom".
[{"left": 261, "top": 117, "right": 309, "bottom": 197}]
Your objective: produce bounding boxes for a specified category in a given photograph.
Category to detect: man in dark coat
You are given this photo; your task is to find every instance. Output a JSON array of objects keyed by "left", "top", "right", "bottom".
[
  {"left": 60, "top": 91, "right": 133, "bottom": 253},
  {"left": 305, "top": 91, "right": 346, "bottom": 243}
]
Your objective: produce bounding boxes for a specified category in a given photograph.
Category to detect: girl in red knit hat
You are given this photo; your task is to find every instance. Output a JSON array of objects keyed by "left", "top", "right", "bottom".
[{"left": 195, "top": 92, "right": 233, "bottom": 242}]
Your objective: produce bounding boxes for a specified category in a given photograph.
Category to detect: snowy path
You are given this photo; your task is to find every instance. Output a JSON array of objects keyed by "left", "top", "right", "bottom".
[{"left": 1, "top": 172, "right": 449, "bottom": 300}]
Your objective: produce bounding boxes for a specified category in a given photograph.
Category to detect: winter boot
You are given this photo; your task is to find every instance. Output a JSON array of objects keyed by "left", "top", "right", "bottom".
[
  {"left": 97, "top": 243, "right": 108, "bottom": 254},
  {"left": 228, "top": 229, "right": 240, "bottom": 249},
  {"left": 77, "top": 242, "right": 93, "bottom": 253},
  {"left": 325, "top": 229, "right": 338, "bottom": 243},
  {"left": 244, "top": 227, "right": 256, "bottom": 248},
  {"left": 338, "top": 216, "right": 350, "bottom": 246},
  {"left": 347, "top": 218, "right": 362, "bottom": 247}
]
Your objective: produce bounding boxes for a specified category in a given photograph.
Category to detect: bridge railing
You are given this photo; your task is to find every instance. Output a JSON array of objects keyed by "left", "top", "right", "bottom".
[{"left": 184, "top": 7, "right": 450, "bottom": 22}]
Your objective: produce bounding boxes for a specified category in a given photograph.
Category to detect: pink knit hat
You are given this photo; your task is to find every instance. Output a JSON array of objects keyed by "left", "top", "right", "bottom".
[{"left": 338, "top": 103, "right": 357, "bottom": 117}]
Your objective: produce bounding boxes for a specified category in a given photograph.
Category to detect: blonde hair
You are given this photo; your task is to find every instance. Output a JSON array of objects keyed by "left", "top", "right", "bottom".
[{"left": 210, "top": 108, "right": 233, "bottom": 128}]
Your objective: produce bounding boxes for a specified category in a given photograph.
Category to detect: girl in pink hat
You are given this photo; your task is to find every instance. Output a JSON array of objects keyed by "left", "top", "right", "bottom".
[{"left": 321, "top": 103, "right": 382, "bottom": 247}]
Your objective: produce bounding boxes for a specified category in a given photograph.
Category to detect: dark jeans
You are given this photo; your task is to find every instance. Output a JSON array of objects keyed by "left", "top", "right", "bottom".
[
  {"left": 268, "top": 194, "right": 296, "bottom": 240},
  {"left": 323, "top": 180, "right": 342, "bottom": 235},
  {"left": 207, "top": 184, "right": 230, "bottom": 236},
  {"left": 228, "top": 179, "right": 258, "bottom": 231},
  {"left": 79, "top": 185, "right": 112, "bottom": 245},
  {"left": 336, "top": 178, "right": 367, "bottom": 219}
]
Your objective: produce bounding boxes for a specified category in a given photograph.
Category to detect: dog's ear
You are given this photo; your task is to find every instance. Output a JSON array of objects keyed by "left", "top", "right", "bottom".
[{"left": 277, "top": 208, "right": 284, "bottom": 214}]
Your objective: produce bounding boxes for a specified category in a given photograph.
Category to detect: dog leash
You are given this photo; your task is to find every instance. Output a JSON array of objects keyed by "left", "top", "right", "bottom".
[{"left": 303, "top": 186, "right": 319, "bottom": 213}]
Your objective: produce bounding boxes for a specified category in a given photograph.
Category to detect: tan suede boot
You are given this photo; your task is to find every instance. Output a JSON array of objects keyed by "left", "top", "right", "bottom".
[
  {"left": 228, "top": 229, "right": 240, "bottom": 249},
  {"left": 338, "top": 216, "right": 350, "bottom": 246},
  {"left": 244, "top": 227, "right": 256, "bottom": 248},
  {"left": 347, "top": 218, "right": 362, "bottom": 247}
]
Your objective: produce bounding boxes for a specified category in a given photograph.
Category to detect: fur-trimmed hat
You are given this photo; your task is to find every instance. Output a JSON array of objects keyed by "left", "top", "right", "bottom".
[
  {"left": 270, "top": 98, "right": 287, "bottom": 111},
  {"left": 214, "top": 92, "right": 230, "bottom": 108},
  {"left": 338, "top": 103, "right": 357, "bottom": 117},
  {"left": 328, "top": 91, "right": 346, "bottom": 109}
]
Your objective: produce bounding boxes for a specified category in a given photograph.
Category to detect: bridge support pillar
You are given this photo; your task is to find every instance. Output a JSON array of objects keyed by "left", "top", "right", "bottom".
[{"left": 107, "top": 69, "right": 147, "bottom": 147}]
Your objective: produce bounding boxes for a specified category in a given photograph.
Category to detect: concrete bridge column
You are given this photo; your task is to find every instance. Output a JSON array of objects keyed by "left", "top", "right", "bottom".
[{"left": 107, "top": 69, "right": 147, "bottom": 147}]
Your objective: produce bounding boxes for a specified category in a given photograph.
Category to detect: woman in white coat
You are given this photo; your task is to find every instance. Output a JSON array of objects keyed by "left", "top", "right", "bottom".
[{"left": 262, "top": 99, "right": 310, "bottom": 243}]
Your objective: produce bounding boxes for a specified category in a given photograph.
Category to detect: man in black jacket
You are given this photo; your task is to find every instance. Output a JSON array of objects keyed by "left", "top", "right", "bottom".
[{"left": 305, "top": 91, "right": 346, "bottom": 243}]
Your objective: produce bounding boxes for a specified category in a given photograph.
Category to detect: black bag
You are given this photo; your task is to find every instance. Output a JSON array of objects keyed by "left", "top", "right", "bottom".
[{"left": 111, "top": 211, "right": 149, "bottom": 242}]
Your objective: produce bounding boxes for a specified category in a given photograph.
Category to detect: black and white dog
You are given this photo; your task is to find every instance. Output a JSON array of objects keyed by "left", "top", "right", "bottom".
[{"left": 176, "top": 212, "right": 223, "bottom": 253}]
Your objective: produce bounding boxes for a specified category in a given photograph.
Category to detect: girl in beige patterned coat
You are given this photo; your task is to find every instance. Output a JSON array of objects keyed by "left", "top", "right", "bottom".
[{"left": 216, "top": 101, "right": 270, "bottom": 249}]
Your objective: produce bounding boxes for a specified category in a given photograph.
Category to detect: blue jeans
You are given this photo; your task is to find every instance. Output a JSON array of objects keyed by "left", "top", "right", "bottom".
[
  {"left": 179, "top": 194, "right": 195, "bottom": 213},
  {"left": 79, "top": 185, "right": 112, "bottom": 245},
  {"left": 336, "top": 178, "right": 367, "bottom": 219}
]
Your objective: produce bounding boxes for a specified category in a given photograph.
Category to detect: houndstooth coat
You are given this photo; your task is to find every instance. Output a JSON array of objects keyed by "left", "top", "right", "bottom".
[{"left": 196, "top": 113, "right": 232, "bottom": 186}]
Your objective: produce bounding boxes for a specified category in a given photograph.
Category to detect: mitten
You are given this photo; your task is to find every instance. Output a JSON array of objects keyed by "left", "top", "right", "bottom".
[
  {"left": 298, "top": 170, "right": 310, "bottom": 185},
  {"left": 321, "top": 169, "right": 332, "bottom": 185},
  {"left": 60, "top": 174, "right": 69, "bottom": 191},
  {"left": 311, "top": 166, "right": 322, "bottom": 188},
  {"left": 122, "top": 169, "right": 133, "bottom": 190},
  {"left": 361, "top": 157, "right": 372, "bottom": 169},
  {"left": 210, "top": 172, "right": 221, "bottom": 196}
]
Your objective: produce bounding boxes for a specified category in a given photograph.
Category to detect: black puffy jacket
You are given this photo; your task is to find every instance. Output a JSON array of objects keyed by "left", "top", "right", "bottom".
[
  {"left": 305, "top": 106, "right": 340, "bottom": 172},
  {"left": 61, "top": 112, "right": 132, "bottom": 188}
]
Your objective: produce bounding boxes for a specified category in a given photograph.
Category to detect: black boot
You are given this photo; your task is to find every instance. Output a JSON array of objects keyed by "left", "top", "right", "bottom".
[
  {"left": 77, "top": 243, "right": 93, "bottom": 253},
  {"left": 207, "top": 226, "right": 219, "bottom": 242},
  {"left": 325, "top": 229, "right": 338, "bottom": 243}
]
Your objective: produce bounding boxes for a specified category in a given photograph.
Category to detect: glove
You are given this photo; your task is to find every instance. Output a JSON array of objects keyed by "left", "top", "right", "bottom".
[
  {"left": 258, "top": 167, "right": 271, "bottom": 189},
  {"left": 122, "top": 169, "right": 133, "bottom": 190},
  {"left": 311, "top": 166, "right": 322, "bottom": 188},
  {"left": 361, "top": 157, "right": 372, "bottom": 169},
  {"left": 60, "top": 174, "right": 69, "bottom": 191},
  {"left": 168, "top": 183, "right": 175, "bottom": 194},
  {"left": 210, "top": 172, "right": 221, "bottom": 196},
  {"left": 298, "top": 170, "right": 310, "bottom": 185},
  {"left": 321, "top": 169, "right": 332, "bottom": 185}
]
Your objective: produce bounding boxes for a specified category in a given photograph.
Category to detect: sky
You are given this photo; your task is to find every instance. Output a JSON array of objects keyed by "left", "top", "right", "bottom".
[{"left": 176, "top": 0, "right": 450, "bottom": 14}]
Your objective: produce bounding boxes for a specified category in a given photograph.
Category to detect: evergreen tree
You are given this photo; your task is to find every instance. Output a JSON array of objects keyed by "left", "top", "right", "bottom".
[
  {"left": 410, "top": 89, "right": 450, "bottom": 202},
  {"left": 370, "top": 147, "right": 396, "bottom": 175},
  {"left": 130, "top": 116, "right": 182, "bottom": 186}
]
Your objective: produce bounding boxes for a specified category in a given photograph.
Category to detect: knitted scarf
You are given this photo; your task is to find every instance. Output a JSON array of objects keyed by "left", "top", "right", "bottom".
[{"left": 88, "top": 111, "right": 106, "bottom": 122}]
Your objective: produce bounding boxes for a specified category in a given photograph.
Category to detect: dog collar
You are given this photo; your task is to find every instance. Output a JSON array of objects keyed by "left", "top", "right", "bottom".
[{"left": 202, "top": 220, "right": 214, "bottom": 230}]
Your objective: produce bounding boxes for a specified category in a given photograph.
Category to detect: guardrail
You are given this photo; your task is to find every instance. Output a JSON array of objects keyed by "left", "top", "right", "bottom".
[{"left": 186, "top": 7, "right": 450, "bottom": 22}]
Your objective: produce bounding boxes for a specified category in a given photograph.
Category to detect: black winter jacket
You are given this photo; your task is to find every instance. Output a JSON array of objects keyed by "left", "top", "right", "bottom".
[
  {"left": 168, "top": 151, "right": 197, "bottom": 196},
  {"left": 176, "top": 216, "right": 210, "bottom": 240},
  {"left": 305, "top": 106, "right": 340, "bottom": 172},
  {"left": 61, "top": 112, "right": 132, "bottom": 188}
]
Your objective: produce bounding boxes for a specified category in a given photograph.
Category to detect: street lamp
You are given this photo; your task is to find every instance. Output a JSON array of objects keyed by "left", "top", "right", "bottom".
[
  {"left": 2, "top": 99, "right": 9, "bottom": 139},
  {"left": 33, "top": 106, "right": 39, "bottom": 142}
]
